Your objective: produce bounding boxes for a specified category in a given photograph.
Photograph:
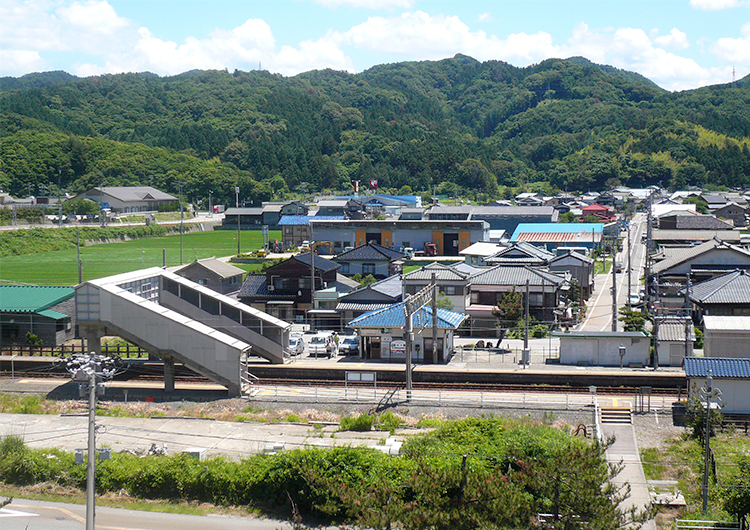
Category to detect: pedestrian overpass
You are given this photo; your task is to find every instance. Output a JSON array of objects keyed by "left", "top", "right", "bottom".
[{"left": 75, "top": 267, "right": 291, "bottom": 396}]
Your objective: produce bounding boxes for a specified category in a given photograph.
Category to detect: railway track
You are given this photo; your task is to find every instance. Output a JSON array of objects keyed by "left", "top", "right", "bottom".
[{"left": 5, "top": 371, "right": 682, "bottom": 397}]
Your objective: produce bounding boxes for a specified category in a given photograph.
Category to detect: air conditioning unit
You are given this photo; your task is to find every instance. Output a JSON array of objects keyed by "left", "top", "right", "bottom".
[{"left": 268, "top": 285, "right": 275, "bottom": 291}]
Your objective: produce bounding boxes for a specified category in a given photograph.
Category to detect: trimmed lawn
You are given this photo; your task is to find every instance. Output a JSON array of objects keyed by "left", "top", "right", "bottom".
[{"left": 0, "top": 229, "right": 280, "bottom": 286}]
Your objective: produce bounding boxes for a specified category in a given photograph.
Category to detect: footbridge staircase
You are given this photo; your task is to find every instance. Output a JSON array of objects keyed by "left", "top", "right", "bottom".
[{"left": 76, "top": 267, "right": 291, "bottom": 396}]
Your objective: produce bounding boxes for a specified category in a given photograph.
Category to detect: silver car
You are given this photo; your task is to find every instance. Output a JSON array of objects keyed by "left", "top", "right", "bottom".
[{"left": 288, "top": 336, "right": 304, "bottom": 356}]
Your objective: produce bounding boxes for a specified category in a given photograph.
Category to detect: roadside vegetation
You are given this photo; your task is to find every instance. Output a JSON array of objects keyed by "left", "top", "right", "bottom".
[
  {"left": 641, "top": 406, "right": 750, "bottom": 528},
  {"left": 0, "top": 416, "right": 638, "bottom": 528}
]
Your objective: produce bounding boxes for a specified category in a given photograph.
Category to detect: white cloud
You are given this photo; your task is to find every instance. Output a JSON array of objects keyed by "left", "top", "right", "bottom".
[
  {"left": 654, "top": 28, "right": 690, "bottom": 50},
  {"left": 711, "top": 22, "right": 750, "bottom": 64},
  {"left": 0, "top": 0, "right": 64, "bottom": 51},
  {"left": 342, "top": 11, "right": 557, "bottom": 64},
  {"left": 477, "top": 12, "right": 492, "bottom": 22},
  {"left": 57, "top": 0, "right": 129, "bottom": 35},
  {"left": 314, "top": 0, "right": 414, "bottom": 8},
  {"left": 690, "top": 0, "right": 745, "bottom": 10},
  {"left": 0, "top": 50, "right": 45, "bottom": 76}
]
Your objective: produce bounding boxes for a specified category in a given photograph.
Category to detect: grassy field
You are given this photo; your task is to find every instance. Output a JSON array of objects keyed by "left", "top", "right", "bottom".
[{"left": 0, "top": 229, "right": 280, "bottom": 286}]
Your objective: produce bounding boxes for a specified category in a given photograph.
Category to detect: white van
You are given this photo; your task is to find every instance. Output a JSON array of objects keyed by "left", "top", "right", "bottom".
[{"left": 308, "top": 331, "right": 335, "bottom": 358}]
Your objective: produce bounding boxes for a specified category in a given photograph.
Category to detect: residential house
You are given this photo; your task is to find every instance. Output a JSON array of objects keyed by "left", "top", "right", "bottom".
[
  {"left": 466, "top": 265, "right": 569, "bottom": 337},
  {"left": 333, "top": 242, "right": 406, "bottom": 279},
  {"left": 657, "top": 211, "right": 734, "bottom": 231},
  {"left": 686, "top": 269, "right": 750, "bottom": 321},
  {"left": 308, "top": 274, "right": 361, "bottom": 331},
  {"left": 348, "top": 302, "right": 465, "bottom": 363},
  {"left": 515, "top": 192, "right": 546, "bottom": 206},
  {"left": 549, "top": 251, "right": 596, "bottom": 300},
  {"left": 260, "top": 203, "right": 284, "bottom": 227},
  {"left": 712, "top": 202, "right": 747, "bottom": 228},
  {"left": 650, "top": 229, "right": 741, "bottom": 247},
  {"left": 237, "top": 252, "right": 340, "bottom": 322},
  {"left": 174, "top": 257, "right": 245, "bottom": 295},
  {"left": 399, "top": 208, "right": 426, "bottom": 220},
  {"left": 0, "top": 285, "right": 75, "bottom": 347},
  {"left": 649, "top": 239, "right": 750, "bottom": 308},
  {"left": 280, "top": 200, "right": 309, "bottom": 216},
  {"left": 484, "top": 241, "right": 556, "bottom": 266},
  {"left": 459, "top": 242, "right": 505, "bottom": 266},
  {"left": 580, "top": 203, "right": 616, "bottom": 222},
  {"left": 403, "top": 263, "right": 471, "bottom": 313},
  {"left": 336, "top": 275, "right": 403, "bottom": 330},
  {"left": 72, "top": 186, "right": 178, "bottom": 214}
]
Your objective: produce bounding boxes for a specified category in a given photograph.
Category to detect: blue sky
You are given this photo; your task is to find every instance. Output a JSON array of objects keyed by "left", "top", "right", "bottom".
[{"left": 2, "top": 0, "right": 750, "bottom": 91}]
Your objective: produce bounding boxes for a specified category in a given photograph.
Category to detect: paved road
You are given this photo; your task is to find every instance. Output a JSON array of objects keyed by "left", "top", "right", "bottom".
[
  {"left": 579, "top": 213, "right": 648, "bottom": 332},
  {"left": 0, "top": 498, "right": 299, "bottom": 530}
]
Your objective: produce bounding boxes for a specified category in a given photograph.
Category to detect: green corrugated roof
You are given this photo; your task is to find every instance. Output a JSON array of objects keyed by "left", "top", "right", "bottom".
[
  {"left": 37, "top": 309, "right": 68, "bottom": 320},
  {"left": 0, "top": 285, "right": 75, "bottom": 313}
]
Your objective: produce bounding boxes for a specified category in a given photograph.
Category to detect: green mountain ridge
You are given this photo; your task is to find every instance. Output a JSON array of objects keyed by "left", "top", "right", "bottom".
[{"left": 2, "top": 54, "right": 750, "bottom": 206}]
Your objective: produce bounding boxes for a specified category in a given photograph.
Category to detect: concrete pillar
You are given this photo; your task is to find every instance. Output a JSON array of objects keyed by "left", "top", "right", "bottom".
[
  {"left": 80, "top": 324, "right": 104, "bottom": 355},
  {"left": 163, "top": 355, "right": 175, "bottom": 393}
]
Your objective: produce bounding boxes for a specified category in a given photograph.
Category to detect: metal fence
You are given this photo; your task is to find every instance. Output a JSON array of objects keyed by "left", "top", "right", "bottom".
[
  {"left": 454, "top": 346, "right": 560, "bottom": 364},
  {"left": 253, "top": 384, "right": 675, "bottom": 412},
  {"left": 0, "top": 343, "right": 148, "bottom": 358}
]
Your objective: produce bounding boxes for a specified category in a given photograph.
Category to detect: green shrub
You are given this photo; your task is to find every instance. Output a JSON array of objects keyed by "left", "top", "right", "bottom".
[
  {"left": 339, "top": 414, "right": 374, "bottom": 432},
  {"left": 377, "top": 411, "right": 401, "bottom": 433}
]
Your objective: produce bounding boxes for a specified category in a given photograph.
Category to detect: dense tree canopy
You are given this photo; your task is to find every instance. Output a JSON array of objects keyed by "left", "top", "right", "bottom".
[{"left": 3, "top": 55, "right": 750, "bottom": 203}]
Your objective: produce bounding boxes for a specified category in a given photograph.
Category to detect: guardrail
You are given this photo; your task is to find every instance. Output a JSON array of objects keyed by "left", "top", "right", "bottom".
[
  {"left": 253, "top": 385, "right": 675, "bottom": 412},
  {"left": 0, "top": 343, "right": 148, "bottom": 358}
]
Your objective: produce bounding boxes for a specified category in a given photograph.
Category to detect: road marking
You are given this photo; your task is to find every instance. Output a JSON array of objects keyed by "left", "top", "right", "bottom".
[
  {"left": 0, "top": 507, "right": 39, "bottom": 518},
  {"left": 13, "top": 504, "right": 152, "bottom": 530},
  {"left": 612, "top": 398, "right": 618, "bottom": 407}
]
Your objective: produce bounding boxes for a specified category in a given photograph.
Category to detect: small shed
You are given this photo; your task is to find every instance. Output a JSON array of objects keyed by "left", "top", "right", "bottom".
[
  {"left": 655, "top": 316, "right": 694, "bottom": 367},
  {"left": 685, "top": 357, "right": 750, "bottom": 415},
  {"left": 554, "top": 330, "right": 651, "bottom": 367}
]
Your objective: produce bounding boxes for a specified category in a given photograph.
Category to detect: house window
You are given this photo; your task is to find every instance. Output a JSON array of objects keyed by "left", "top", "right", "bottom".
[
  {"left": 402, "top": 241, "right": 410, "bottom": 248},
  {"left": 341, "top": 263, "right": 350, "bottom": 274},
  {"left": 443, "top": 286, "right": 457, "bottom": 296},
  {"left": 470, "top": 292, "right": 479, "bottom": 304},
  {"left": 285, "top": 227, "right": 293, "bottom": 235},
  {"left": 362, "top": 263, "right": 376, "bottom": 275}
]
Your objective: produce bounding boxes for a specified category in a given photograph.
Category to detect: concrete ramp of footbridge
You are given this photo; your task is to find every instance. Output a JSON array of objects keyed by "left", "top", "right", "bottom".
[{"left": 75, "top": 268, "right": 291, "bottom": 396}]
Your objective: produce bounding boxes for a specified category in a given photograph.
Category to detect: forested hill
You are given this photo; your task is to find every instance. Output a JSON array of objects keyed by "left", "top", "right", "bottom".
[{"left": 3, "top": 54, "right": 750, "bottom": 207}]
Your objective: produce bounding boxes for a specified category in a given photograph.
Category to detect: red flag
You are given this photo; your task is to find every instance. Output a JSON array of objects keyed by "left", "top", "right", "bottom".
[{"left": 369, "top": 179, "right": 378, "bottom": 190}]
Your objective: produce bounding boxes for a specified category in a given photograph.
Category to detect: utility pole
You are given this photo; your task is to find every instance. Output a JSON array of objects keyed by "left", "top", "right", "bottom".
[
  {"left": 524, "top": 279, "right": 530, "bottom": 352},
  {"left": 627, "top": 221, "right": 632, "bottom": 309},
  {"left": 702, "top": 370, "right": 713, "bottom": 514},
  {"left": 77, "top": 229, "right": 83, "bottom": 284},
  {"left": 404, "top": 279, "right": 438, "bottom": 397},
  {"left": 685, "top": 276, "right": 692, "bottom": 359},
  {"left": 611, "top": 246, "right": 617, "bottom": 332},
  {"left": 65, "top": 354, "right": 118, "bottom": 530},
  {"left": 208, "top": 190, "right": 213, "bottom": 217},
  {"left": 431, "top": 272, "right": 438, "bottom": 364}
]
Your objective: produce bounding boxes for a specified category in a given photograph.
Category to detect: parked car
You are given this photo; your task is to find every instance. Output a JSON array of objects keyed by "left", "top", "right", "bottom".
[
  {"left": 629, "top": 293, "right": 643, "bottom": 307},
  {"left": 288, "top": 336, "right": 304, "bottom": 356},
  {"left": 338, "top": 335, "right": 359, "bottom": 356},
  {"left": 308, "top": 332, "right": 335, "bottom": 357}
]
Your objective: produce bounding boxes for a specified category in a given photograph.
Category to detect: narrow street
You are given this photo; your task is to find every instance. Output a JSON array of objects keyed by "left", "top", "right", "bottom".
[{"left": 578, "top": 212, "right": 648, "bottom": 332}]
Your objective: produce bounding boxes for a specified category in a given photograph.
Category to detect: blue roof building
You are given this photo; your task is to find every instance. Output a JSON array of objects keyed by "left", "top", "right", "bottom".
[
  {"left": 685, "top": 357, "right": 750, "bottom": 414},
  {"left": 347, "top": 302, "right": 466, "bottom": 364}
]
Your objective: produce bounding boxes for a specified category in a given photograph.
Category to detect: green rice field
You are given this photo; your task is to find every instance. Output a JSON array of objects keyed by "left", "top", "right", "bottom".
[{"left": 0, "top": 229, "right": 280, "bottom": 286}]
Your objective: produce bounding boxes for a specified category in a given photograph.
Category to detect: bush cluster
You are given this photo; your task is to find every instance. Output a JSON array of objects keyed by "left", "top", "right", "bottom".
[{"left": 0, "top": 417, "right": 630, "bottom": 528}]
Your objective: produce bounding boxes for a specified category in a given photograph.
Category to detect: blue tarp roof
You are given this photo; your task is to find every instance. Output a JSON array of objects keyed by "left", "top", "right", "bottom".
[{"left": 348, "top": 302, "right": 466, "bottom": 329}]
